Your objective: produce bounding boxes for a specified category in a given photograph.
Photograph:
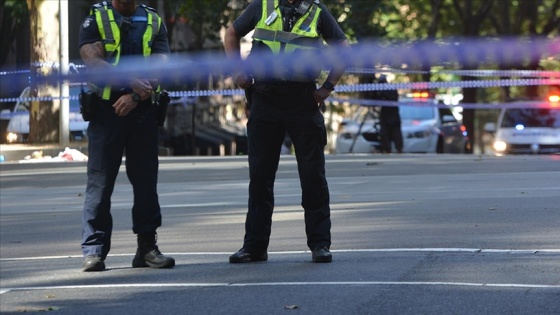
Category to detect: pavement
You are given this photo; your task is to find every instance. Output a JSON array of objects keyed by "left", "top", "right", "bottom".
[{"left": 1, "top": 154, "right": 559, "bottom": 314}]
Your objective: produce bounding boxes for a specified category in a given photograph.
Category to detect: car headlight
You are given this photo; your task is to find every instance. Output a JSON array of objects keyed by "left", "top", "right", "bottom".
[
  {"left": 6, "top": 132, "right": 18, "bottom": 143},
  {"left": 493, "top": 141, "right": 507, "bottom": 152}
]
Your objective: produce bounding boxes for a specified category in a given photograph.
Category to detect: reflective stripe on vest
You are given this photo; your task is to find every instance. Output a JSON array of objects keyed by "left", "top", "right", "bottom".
[
  {"left": 252, "top": 0, "right": 323, "bottom": 81},
  {"left": 254, "top": 0, "right": 322, "bottom": 52},
  {"left": 92, "top": 4, "right": 161, "bottom": 100}
]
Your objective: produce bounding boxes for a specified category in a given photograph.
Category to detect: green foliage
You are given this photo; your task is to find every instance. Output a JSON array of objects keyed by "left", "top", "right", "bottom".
[
  {"left": 0, "top": 0, "right": 29, "bottom": 67},
  {"left": 168, "top": 0, "right": 242, "bottom": 50},
  {"left": 3, "top": 0, "right": 28, "bottom": 23},
  {"left": 324, "top": 0, "right": 390, "bottom": 42}
]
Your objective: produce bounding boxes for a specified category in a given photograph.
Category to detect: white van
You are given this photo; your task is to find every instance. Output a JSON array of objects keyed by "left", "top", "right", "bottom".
[{"left": 486, "top": 101, "right": 560, "bottom": 155}]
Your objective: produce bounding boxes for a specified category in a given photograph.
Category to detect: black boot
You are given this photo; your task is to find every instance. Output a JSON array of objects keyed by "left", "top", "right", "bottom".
[{"left": 132, "top": 232, "right": 175, "bottom": 268}]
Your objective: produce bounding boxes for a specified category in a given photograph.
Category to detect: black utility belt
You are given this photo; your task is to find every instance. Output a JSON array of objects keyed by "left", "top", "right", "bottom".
[
  {"left": 253, "top": 81, "right": 315, "bottom": 94},
  {"left": 253, "top": 79, "right": 315, "bottom": 85},
  {"left": 97, "top": 91, "right": 164, "bottom": 105},
  {"left": 101, "top": 94, "right": 150, "bottom": 104},
  {"left": 80, "top": 87, "right": 170, "bottom": 126}
]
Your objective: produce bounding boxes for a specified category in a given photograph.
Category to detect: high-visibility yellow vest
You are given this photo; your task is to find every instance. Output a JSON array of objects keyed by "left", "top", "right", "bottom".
[
  {"left": 252, "top": 0, "right": 324, "bottom": 81},
  {"left": 90, "top": 2, "right": 162, "bottom": 100}
]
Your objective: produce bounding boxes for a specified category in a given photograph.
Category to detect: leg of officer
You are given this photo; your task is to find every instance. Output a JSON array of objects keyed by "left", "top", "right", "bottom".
[
  {"left": 380, "top": 122, "right": 392, "bottom": 153},
  {"left": 124, "top": 110, "right": 161, "bottom": 235},
  {"left": 243, "top": 107, "right": 285, "bottom": 254},
  {"left": 287, "top": 104, "right": 332, "bottom": 257},
  {"left": 124, "top": 107, "right": 174, "bottom": 269},
  {"left": 392, "top": 122, "right": 404, "bottom": 153},
  {"left": 81, "top": 105, "right": 126, "bottom": 270}
]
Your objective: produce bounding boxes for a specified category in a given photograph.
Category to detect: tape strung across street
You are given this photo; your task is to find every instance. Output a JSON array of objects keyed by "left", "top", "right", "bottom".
[
  {"left": 1, "top": 77, "right": 559, "bottom": 109},
  {"left": 0, "top": 37, "right": 559, "bottom": 108}
]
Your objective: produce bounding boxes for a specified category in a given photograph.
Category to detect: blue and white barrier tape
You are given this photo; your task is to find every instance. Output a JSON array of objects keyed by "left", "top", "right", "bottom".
[{"left": 328, "top": 98, "right": 557, "bottom": 110}]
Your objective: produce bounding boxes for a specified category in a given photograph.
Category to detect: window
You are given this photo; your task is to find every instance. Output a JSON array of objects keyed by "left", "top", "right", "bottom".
[
  {"left": 399, "top": 105, "right": 435, "bottom": 120},
  {"left": 501, "top": 108, "right": 560, "bottom": 128}
]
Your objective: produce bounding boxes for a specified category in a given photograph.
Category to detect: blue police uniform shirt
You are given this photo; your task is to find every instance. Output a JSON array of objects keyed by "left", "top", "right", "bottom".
[
  {"left": 79, "top": 5, "right": 170, "bottom": 59},
  {"left": 233, "top": 0, "right": 347, "bottom": 44}
]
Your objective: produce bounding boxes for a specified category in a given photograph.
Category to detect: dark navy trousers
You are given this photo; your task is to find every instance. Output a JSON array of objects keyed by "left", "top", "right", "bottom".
[
  {"left": 243, "top": 82, "right": 331, "bottom": 253},
  {"left": 81, "top": 99, "right": 161, "bottom": 259}
]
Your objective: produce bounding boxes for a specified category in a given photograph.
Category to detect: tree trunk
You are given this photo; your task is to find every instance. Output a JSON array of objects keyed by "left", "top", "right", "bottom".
[
  {"left": 452, "top": 0, "right": 494, "bottom": 154},
  {"left": 27, "top": 0, "right": 60, "bottom": 143}
]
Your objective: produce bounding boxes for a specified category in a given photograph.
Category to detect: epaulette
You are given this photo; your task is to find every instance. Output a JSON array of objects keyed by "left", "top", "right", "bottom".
[
  {"left": 139, "top": 4, "right": 158, "bottom": 13},
  {"left": 90, "top": 1, "right": 110, "bottom": 13},
  {"left": 92, "top": 1, "right": 110, "bottom": 9}
]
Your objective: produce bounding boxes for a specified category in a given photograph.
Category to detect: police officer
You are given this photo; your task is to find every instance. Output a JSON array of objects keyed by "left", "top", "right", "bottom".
[
  {"left": 224, "top": 0, "right": 350, "bottom": 263},
  {"left": 79, "top": 0, "right": 174, "bottom": 271},
  {"left": 375, "top": 75, "right": 403, "bottom": 153}
]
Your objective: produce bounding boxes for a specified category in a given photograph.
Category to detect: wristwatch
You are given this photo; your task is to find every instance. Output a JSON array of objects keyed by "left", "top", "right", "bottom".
[
  {"left": 322, "top": 81, "right": 335, "bottom": 91},
  {"left": 130, "top": 92, "right": 141, "bottom": 102}
]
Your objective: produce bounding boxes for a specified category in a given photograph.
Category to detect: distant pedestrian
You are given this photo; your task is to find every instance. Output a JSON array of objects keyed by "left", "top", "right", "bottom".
[{"left": 375, "top": 75, "right": 403, "bottom": 153}]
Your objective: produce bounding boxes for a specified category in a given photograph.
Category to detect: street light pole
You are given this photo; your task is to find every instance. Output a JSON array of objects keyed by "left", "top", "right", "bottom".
[{"left": 59, "top": 0, "right": 69, "bottom": 145}]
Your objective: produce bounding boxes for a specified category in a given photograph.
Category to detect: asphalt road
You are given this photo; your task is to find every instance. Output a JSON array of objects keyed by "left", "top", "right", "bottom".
[{"left": 1, "top": 154, "right": 559, "bottom": 314}]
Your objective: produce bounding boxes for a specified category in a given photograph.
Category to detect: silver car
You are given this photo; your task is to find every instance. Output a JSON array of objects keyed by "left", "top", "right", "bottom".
[
  {"left": 0, "top": 85, "right": 88, "bottom": 143},
  {"left": 336, "top": 98, "right": 471, "bottom": 154}
]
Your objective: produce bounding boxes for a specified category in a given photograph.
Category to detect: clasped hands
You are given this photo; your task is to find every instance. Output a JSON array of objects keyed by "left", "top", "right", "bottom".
[{"left": 113, "top": 79, "right": 154, "bottom": 117}]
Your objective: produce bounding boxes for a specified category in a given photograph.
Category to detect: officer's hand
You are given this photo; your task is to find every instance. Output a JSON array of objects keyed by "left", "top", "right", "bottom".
[
  {"left": 130, "top": 79, "right": 153, "bottom": 101},
  {"left": 112, "top": 94, "right": 138, "bottom": 117},
  {"left": 234, "top": 73, "right": 253, "bottom": 89},
  {"left": 312, "top": 87, "right": 332, "bottom": 105}
]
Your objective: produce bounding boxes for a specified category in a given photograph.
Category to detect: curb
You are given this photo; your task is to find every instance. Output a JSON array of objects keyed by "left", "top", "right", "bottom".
[{"left": 0, "top": 143, "right": 89, "bottom": 163}]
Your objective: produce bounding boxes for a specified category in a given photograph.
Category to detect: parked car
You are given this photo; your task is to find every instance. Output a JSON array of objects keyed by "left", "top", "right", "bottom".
[
  {"left": 335, "top": 97, "right": 471, "bottom": 154},
  {"left": 484, "top": 97, "right": 560, "bottom": 155},
  {"left": 0, "top": 85, "right": 88, "bottom": 143}
]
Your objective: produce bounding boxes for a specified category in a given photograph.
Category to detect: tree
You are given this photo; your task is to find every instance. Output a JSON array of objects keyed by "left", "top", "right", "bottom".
[
  {"left": 0, "top": 0, "right": 30, "bottom": 100},
  {"left": 0, "top": 1, "right": 29, "bottom": 67},
  {"left": 26, "top": 0, "right": 61, "bottom": 143},
  {"left": 323, "top": 0, "right": 388, "bottom": 42},
  {"left": 490, "top": 0, "right": 560, "bottom": 100},
  {"left": 447, "top": 0, "right": 493, "bottom": 153}
]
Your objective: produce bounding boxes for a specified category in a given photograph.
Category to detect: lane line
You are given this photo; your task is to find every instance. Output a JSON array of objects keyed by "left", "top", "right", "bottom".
[
  {"left": 1, "top": 248, "right": 559, "bottom": 261},
  {"left": 1, "top": 281, "right": 559, "bottom": 295}
]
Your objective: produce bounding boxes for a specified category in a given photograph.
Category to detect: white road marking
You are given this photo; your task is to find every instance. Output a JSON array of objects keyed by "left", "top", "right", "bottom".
[
  {"left": 1, "top": 281, "right": 558, "bottom": 295},
  {"left": 1, "top": 248, "right": 559, "bottom": 296},
  {"left": 1, "top": 248, "right": 559, "bottom": 261}
]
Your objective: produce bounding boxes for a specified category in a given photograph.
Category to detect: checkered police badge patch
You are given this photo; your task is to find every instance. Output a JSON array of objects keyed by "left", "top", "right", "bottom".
[{"left": 83, "top": 18, "right": 92, "bottom": 29}]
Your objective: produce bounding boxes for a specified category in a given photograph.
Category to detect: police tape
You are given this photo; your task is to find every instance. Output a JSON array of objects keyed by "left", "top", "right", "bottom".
[
  {"left": 2, "top": 79, "right": 558, "bottom": 111},
  {"left": 1, "top": 38, "right": 559, "bottom": 106},
  {"left": 166, "top": 76, "right": 560, "bottom": 98},
  {"left": 1, "top": 77, "right": 559, "bottom": 106},
  {"left": 3, "top": 66, "right": 558, "bottom": 79},
  {"left": 328, "top": 98, "right": 556, "bottom": 110},
  {"left": 2, "top": 37, "right": 558, "bottom": 83},
  {"left": 346, "top": 67, "right": 560, "bottom": 78},
  {"left": 0, "top": 63, "right": 84, "bottom": 76},
  {"left": 2, "top": 74, "right": 557, "bottom": 103}
]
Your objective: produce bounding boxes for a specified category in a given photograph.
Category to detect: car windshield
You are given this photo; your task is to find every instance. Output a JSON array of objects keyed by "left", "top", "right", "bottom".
[
  {"left": 399, "top": 105, "right": 435, "bottom": 120},
  {"left": 501, "top": 108, "right": 560, "bottom": 128},
  {"left": 15, "top": 88, "right": 31, "bottom": 113}
]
